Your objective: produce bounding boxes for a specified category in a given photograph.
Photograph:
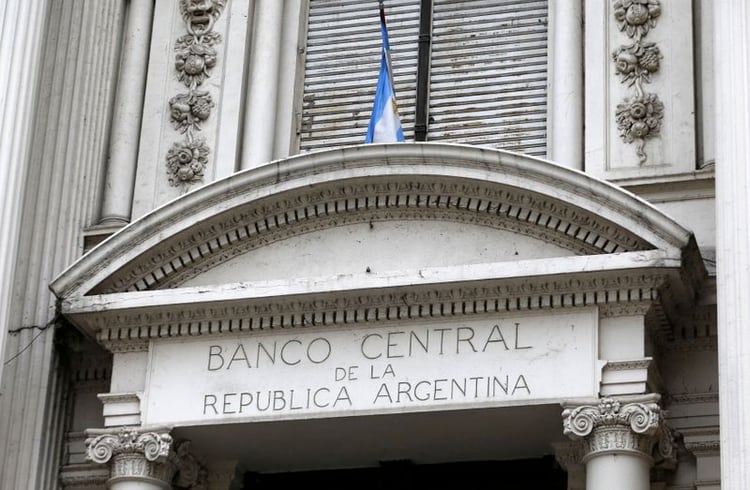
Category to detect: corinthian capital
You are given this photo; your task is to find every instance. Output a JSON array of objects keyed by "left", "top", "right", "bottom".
[
  {"left": 561, "top": 396, "right": 672, "bottom": 462},
  {"left": 86, "top": 427, "right": 173, "bottom": 464},
  {"left": 85, "top": 427, "right": 176, "bottom": 485},
  {"left": 562, "top": 397, "right": 662, "bottom": 439}
]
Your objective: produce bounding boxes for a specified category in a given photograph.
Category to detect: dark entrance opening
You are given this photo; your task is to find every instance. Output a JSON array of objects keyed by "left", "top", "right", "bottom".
[{"left": 244, "top": 456, "right": 566, "bottom": 489}]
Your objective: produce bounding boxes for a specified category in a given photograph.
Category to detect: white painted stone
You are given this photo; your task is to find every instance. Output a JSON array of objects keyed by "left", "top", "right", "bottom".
[
  {"left": 695, "top": 0, "right": 715, "bottom": 169},
  {"left": 586, "top": 453, "right": 650, "bottom": 490},
  {"left": 599, "top": 315, "right": 646, "bottom": 360},
  {"left": 111, "top": 351, "right": 149, "bottom": 393},
  {"left": 547, "top": 0, "right": 584, "bottom": 170},
  {"left": 241, "top": 0, "right": 284, "bottom": 170},
  {"left": 0, "top": 0, "right": 50, "bottom": 386},
  {"left": 132, "top": 0, "right": 248, "bottom": 219},
  {"left": 142, "top": 309, "right": 599, "bottom": 425},
  {"left": 99, "top": 0, "right": 154, "bottom": 224},
  {"left": 181, "top": 220, "right": 574, "bottom": 287},
  {"left": 98, "top": 393, "right": 142, "bottom": 427},
  {"left": 585, "top": 0, "right": 697, "bottom": 178},
  {"left": 600, "top": 359, "right": 651, "bottom": 396},
  {"left": 714, "top": 2, "right": 750, "bottom": 488},
  {"left": 213, "top": 0, "right": 253, "bottom": 179},
  {"left": 273, "top": 0, "right": 307, "bottom": 160}
]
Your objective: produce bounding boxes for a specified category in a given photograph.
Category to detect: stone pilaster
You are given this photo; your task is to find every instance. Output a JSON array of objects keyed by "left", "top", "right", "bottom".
[
  {"left": 562, "top": 396, "right": 674, "bottom": 490},
  {"left": 714, "top": 3, "right": 750, "bottom": 489},
  {"left": 85, "top": 427, "right": 176, "bottom": 489}
]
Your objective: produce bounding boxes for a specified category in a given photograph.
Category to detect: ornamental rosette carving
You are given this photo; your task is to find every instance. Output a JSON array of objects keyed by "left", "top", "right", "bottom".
[
  {"left": 613, "top": 0, "right": 661, "bottom": 41},
  {"left": 170, "top": 91, "right": 214, "bottom": 133},
  {"left": 166, "top": 139, "right": 209, "bottom": 187},
  {"left": 85, "top": 427, "right": 173, "bottom": 464}
]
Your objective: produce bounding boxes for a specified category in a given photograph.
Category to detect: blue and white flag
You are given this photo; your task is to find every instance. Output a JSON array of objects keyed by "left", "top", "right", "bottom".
[{"left": 365, "top": 4, "right": 405, "bottom": 143}]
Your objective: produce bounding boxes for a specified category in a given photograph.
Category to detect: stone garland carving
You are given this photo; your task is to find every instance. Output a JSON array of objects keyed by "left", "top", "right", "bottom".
[
  {"left": 612, "top": 0, "right": 663, "bottom": 165},
  {"left": 166, "top": 0, "right": 225, "bottom": 189},
  {"left": 562, "top": 397, "right": 675, "bottom": 465}
]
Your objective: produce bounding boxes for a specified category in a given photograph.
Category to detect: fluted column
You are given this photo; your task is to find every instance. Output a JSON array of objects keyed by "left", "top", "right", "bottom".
[
  {"left": 562, "top": 396, "right": 674, "bottom": 490},
  {"left": 0, "top": 0, "right": 50, "bottom": 384},
  {"left": 86, "top": 427, "right": 176, "bottom": 490},
  {"left": 714, "top": 2, "right": 750, "bottom": 489},
  {"left": 99, "top": 0, "right": 155, "bottom": 225}
]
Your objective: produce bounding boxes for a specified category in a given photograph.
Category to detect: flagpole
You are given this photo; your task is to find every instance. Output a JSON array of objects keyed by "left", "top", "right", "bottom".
[{"left": 379, "top": 0, "right": 397, "bottom": 99}]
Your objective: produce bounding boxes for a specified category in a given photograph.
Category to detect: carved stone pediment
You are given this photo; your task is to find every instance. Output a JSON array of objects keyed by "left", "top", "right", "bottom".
[{"left": 50, "top": 144, "right": 705, "bottom": 345}]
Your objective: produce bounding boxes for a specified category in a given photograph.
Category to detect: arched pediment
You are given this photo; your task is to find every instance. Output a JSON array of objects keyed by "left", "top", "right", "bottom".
[{"left": 52, "top": 143, "right": 695, "bottom": 301}]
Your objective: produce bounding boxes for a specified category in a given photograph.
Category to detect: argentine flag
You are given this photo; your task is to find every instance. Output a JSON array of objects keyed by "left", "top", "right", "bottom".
[{"left": 365, "top": 6, "right": 405, "bottom": 143}]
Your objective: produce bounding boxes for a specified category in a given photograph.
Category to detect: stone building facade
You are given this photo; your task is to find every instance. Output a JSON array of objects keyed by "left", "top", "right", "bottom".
[{"left": 1, "top": 0, "right": 748, "bottom": 488}]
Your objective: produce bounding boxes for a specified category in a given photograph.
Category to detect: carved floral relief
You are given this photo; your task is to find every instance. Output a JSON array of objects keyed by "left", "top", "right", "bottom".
[
  {"left": 166, "top": 139, "right": 210, "bottom": 186},
  {"left": 167, "top": 0, "right": 225, "bottom": 189},
  {"left": 613, "top": 0, "right": 661, "bottom": 41},
  {"left": 612, "top": 0, "right": 663, "bottom": 164}
]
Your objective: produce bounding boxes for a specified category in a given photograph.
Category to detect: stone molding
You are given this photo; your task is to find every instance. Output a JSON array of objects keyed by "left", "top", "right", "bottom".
[
  {"left": 604, "top": 358, "right": 652, "bottom": 371},
  {"left": 562, "top": 396, "right": 674, "bottom": 464},
  {"left": 665, "top": 392, "right": 718, "bottom": 405},
  {"left": 84, "top": 270, "right": 671, "bottom": 350},
  {"left": 681, "top": 427, "right": 721, "bottom": 457},
  {"left": 598, "top": 301, "right": 654, "bottom": 318}
]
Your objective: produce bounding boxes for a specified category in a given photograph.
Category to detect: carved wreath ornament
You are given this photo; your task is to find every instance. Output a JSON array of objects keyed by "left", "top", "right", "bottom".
[
  {"left": 166, "top": 0, "right": 226, "bottom": 189},
  {"left": 612, "top": 0, "right": 663, "bottom": 164}
]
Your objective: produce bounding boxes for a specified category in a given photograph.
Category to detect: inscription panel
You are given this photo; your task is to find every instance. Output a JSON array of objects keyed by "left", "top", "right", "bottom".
[{"left": 143, "top": 308, "right": 599, "bottom": 425}]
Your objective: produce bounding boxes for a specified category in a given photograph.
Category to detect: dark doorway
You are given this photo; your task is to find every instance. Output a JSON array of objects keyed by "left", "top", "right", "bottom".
[{"left": 244, "top": 456, "right": 566, "bottom": 489}]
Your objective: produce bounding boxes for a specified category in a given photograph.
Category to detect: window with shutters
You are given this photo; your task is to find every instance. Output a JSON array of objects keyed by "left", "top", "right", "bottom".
[{"left": 299, "top": 0, "right": 548, "bottom": 157}]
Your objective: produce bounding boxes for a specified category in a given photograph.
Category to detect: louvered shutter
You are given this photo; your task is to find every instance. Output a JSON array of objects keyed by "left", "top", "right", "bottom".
[
  {"left": 428, "top": 0, "right": 548, "bottom": 156},
  {"left": 300, "top": 0, "right": 420, "bottom": 152}
]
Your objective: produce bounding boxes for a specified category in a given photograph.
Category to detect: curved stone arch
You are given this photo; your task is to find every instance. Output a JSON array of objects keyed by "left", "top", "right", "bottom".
[{"left": 52, "top": 143, "right": 694, "bottom": 298}]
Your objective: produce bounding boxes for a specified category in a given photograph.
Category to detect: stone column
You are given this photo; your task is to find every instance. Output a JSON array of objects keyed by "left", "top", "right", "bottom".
[
  {"left": 85, "top": 427, "right": 176, "bottom": 490},
  {"left": 547, "top": 0, "right": 583, "bottom": 170},
  {"left": 0, "top": 0, "right": 49, "bottom": 384},
  {"left": 241, "top": 0, "right": 284, "bottom": 170},
  {"left": 562, "top": 397, "right": 674, "bottom": 490},
  {"left": 99, "top": 0, "right": 155, "bottom": 225},
  {"left": 714, "top": 2, "right": 750, "bottom": 489}
]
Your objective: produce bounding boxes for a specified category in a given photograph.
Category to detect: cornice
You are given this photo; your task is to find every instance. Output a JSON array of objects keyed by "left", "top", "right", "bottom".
[{"left": 57, "top": 263, "right": 678, "bottom": 346}]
